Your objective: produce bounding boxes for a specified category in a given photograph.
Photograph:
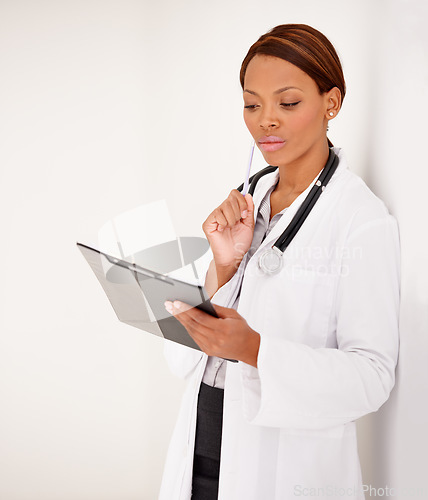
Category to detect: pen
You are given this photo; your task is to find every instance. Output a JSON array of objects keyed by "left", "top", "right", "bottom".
[{"left": 242, "top": 140, "right": 255, "bottom": 196}]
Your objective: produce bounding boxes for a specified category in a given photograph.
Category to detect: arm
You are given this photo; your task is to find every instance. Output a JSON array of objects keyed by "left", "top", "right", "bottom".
[
  {"left": 163, "top": 190, "right": 256, "bottom": 377},
  {"left": 239, "top": 214, "right": 401, "bottom": 430},
  {"left": 204, "top": 258, "right": 241, "bottom": 300}
]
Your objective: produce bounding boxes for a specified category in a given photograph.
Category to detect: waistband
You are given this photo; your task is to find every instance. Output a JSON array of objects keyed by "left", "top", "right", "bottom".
[{"left": 197, "top": 382, "right": 224, "bottom": 413}]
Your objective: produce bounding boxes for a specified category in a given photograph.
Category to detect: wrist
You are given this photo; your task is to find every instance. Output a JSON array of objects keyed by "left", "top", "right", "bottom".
[
  {"left": 241, "top": 330, "right": 260, "bottom": 368},
  {"left": 215, "top": 261, "right": 241, "bottom": 288}
]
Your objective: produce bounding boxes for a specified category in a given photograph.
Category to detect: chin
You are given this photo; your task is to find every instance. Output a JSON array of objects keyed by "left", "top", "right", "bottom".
[{"left": 262, "top": 150, "right": 289, "bottom": 166}]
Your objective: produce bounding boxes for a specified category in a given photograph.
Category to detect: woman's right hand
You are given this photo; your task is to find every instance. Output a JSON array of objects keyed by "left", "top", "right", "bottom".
[{"left": 202, "top": 190, "right": 255, "bottom": 269}]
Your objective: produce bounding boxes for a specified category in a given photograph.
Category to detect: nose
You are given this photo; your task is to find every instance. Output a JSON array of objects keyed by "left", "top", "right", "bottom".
[{"left": 259, "top": 105, "right": 280, "bottom": 130}]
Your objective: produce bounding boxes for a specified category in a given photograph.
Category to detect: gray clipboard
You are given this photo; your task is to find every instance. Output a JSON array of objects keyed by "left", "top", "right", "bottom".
[{"left": 76, "top": 242, "right": 237, "bottom": 362}]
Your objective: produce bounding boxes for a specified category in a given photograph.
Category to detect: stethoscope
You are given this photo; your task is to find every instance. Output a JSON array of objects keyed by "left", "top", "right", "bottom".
[{"left": 236, "top": 148, "right": 339, "bottom": 275}]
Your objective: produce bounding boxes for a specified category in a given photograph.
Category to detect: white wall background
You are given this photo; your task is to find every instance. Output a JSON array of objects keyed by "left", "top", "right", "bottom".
[{"left": 0, "top": 0, "right": 426, "bottom": 499}]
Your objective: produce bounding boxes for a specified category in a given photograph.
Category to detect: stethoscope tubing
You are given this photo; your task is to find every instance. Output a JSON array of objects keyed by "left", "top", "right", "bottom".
[
  {"left": 235, "top": 148, "right": 339, "bottom": 274},
  {"left": 237, "top": 166, "right": 278, "bottom": 197},
  {"left": 274, "top": 150, "right": 339, "bottom": 251}
]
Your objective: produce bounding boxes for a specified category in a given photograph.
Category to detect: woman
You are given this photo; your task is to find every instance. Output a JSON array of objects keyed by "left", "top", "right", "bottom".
[{"left": 160, "top": 24, "right": 400, "bottom": 500}]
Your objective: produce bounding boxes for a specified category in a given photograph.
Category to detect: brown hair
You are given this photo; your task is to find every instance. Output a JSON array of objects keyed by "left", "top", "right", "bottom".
[{"left": 240, "top": 24, "right": 346, "bottom": 147}]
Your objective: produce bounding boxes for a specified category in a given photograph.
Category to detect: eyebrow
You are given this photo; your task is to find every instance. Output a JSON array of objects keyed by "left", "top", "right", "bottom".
[{"left": 243, "top": 86, "right": 302, "bottom": 96}]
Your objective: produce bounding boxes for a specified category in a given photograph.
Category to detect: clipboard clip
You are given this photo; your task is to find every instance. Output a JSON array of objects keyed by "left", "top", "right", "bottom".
[{"left": 104, "top": 254, "right": 175, "bottom": 285}]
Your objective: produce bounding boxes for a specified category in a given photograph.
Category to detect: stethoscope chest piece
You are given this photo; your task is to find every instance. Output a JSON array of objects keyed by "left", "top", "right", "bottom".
[
  {"left": 258, "top": 246, "right": 284, "bottom": 275},
  {"left": 240, "top": 148, "right": 339, "bottom": 277}
]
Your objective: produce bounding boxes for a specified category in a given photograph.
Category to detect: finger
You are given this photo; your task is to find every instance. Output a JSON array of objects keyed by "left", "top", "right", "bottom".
[
  {"left": 212, "top": 209, "right": 228, "bottom": 232},
  {"left": 206, "top": 191, "right": 249, "bottom": 233},
  {"left": 216, "top": 195, "right": 245, "bottom": 228},
  {"left": 164, "top": 300, "right": 202, "bottom": 321},
  {"left": 164, "top": 302, "right": 222, "bottom": 358},
  {"left": 176, "top": 313, "right": 213, "bottom": 339},
  {"left": 230, "top": 189, "right": 251, "bottom": 217},
  {"left": 171, "top": 313, "right": 210, "bottom": 352},
  {"left": 203, "top": 212, "right": 224, "bottom": 235},
  {"left": 244, "top": 193, "right": 254, "bottom": 213},
  {"left": 169, "top": 303, "right": 217, "bottom": 344},
  {"left": 171, "top": 300, "right": 193, "bottom": 313},
  {"left": 241, "top": 194, "right": 255, "bottom": 227},
  {"left": 228, "top": 190, "right": 250, "bottom": 218},
  {"left": 214, "top": 209, "right": 238, "bottom": 232},
  {"left": 218, "top": 189, "right": 252, "bottom": 228},
  {"left": 211, "top": 303, "right": 241, "bottom": 319},
  {"left": 172, "top": 301, "right": 219, "bottom": 331},
  {"left": 222, "top": 199, "right": 243, "bottom": 225},
  {"left": 168, "top": 301, "right": 241, "bottom": 323}
]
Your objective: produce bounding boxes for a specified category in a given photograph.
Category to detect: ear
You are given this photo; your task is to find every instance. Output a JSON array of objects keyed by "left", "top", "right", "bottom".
[{"left": 324, "top": 87, "right": 341, "bottom": 121}]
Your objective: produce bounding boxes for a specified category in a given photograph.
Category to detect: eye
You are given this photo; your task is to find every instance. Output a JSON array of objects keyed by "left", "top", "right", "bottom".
[
  {"left": 281, "top": 101, "right": 300, "bottom": 108},
  {"left": 281, "top": 102, "right": 300, "bottom": 108},
  {"left": 244, "top": 104, "right": 258, "bottom": 110}
]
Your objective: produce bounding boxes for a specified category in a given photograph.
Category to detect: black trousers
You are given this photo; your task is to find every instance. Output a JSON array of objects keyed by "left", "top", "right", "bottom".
[{"left": 191, "top": 382, "right": 224, "bottom": 500}]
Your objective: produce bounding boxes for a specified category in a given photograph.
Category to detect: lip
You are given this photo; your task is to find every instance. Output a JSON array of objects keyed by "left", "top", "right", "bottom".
[{"left": 258, "top": 135, "right": 286, "bottom": 152}]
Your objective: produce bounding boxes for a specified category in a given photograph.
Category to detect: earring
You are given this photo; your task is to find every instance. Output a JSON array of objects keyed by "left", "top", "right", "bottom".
[{"left": 329, "top": 111, "right": 334, "bottom": 117}]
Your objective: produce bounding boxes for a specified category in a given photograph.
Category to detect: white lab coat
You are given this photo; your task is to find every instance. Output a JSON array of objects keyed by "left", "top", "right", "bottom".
[{"left": 159, "top": 147, "right": 400, "bottom": 500}]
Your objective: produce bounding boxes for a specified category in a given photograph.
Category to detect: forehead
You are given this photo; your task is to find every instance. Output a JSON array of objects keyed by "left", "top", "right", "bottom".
[{"left": 244, "top": 54, "right": 316, "bottom": 93}]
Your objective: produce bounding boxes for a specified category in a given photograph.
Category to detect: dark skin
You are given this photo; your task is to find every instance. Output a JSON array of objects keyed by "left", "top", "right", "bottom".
[
  {"left": 164, "top": 300, "right": 260, "bottom": 367},
  {"left": 164, "top": 55, "right": 341, "bottom": 367}
]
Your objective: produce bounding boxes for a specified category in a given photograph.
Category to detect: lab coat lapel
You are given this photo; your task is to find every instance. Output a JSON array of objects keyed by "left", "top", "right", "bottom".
[
  {"left": 250, "top": 172, "right": 321, "bottom": 262},
  {"left": 250, "top": 148, "right": 348, "bottom": 260},
  {"left": 250, "top": 168, "right": 279, "bottom": 215}
]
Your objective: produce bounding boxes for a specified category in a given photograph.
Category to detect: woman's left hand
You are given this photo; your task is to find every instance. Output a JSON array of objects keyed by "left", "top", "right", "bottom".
[{"left": 164, "top": 301, "right": 260, "bottom": 368}]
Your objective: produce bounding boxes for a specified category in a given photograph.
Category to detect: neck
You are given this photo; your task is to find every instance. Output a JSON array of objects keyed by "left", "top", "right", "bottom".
[{"left": 274, "top": 142, "right": 330, "bottom": 195}]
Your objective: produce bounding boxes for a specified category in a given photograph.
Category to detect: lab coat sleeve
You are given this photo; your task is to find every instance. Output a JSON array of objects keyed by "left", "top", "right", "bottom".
[
  {"left": 239, "top": 213, "right": 401, "bottom": 430},
  {"left": 163, "top": 338, "right": 205, "bottom": 380}
]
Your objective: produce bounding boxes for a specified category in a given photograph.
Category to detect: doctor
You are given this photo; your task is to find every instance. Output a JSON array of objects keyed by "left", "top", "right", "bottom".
[{"left": 161, "top": 24, "right": 400, "bottom": 500}]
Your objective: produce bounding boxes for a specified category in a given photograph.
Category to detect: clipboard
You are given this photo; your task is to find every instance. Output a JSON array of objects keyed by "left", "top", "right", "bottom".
[{"left": 76, "top": 242, "right": 237, "bottom": 362}]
